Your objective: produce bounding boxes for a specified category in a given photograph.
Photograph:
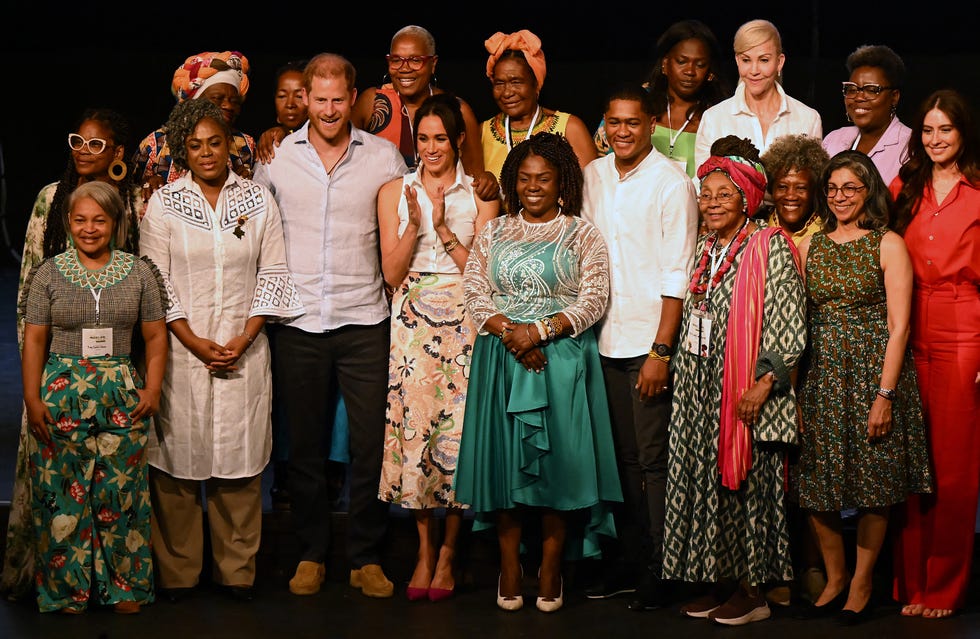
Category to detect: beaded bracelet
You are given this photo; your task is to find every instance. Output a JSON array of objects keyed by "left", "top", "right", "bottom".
[
  {"left": 534, "top": 320, "right": 549, "bottom": 343},
  {"left": 546, "top": 315, "right": 562, "bottom": 339},
  {"left": 443, "top": 233, "right": 461, "bottom": 253}
]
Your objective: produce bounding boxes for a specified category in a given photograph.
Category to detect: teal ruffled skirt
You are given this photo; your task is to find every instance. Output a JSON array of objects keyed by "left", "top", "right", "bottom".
[{"left": 454, "top": 328, "right": 622, "bottom": 559}]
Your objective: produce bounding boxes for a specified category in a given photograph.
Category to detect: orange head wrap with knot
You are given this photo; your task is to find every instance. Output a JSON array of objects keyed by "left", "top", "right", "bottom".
[
  {"left": 171, "top": 51, "right": 250, "bottom": 103},
  {"left": 485, "top": 30, "right": 547, "bottom": 90}
]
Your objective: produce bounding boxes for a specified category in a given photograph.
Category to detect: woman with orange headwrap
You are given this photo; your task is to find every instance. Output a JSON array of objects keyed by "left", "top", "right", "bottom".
[
  {"left": 481, "top": 29, "right": 597, "bottom": 180},
  {"left": 133, "top": 51, "right": 257, "bottom": 205},
  {"left": 663, "top": 136, "right": 806, "bottom": 626}
]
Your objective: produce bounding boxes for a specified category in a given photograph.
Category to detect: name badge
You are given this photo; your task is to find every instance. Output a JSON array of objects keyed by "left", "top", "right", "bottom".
[
  {"left": 669, "top": 156, "right": 688, "bottom": 174},
  {"left": 685, "top": 308, "right": 712, "bottom": 357},
  {"left": 82, "top": 327, "right": 113, "bottom": 358}
]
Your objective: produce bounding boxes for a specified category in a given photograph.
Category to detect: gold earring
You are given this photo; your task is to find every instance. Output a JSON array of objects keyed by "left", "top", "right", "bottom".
[{"left": 108, "top": 159, "right": 128, "bottom": 182}]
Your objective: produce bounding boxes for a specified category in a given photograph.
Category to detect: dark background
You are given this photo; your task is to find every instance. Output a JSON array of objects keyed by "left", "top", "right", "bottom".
[{"left": 1, "top": 1, "right": 977, "bottom": 267}]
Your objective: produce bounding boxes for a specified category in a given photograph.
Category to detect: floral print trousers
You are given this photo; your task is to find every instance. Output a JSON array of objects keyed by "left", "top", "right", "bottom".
[{"left": 29, "top": 354, "right": 154, "bottom": 612}]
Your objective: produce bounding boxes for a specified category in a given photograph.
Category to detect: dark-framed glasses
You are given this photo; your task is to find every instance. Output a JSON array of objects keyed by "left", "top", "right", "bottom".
[
  {"left": 385, "top": 54, "right": 435, "bottom": 70},
  {"left": 698, "top": 190, "right": 738, "bottom": 205},
  {"left": 841, "top": 82, "right": 892, "bottom": 97},
  {"left": 68, "top": 133, "right": 108, "bottom": 154},
  {"left": 824, "top": 184, "right": 867, "bottom": 197}
]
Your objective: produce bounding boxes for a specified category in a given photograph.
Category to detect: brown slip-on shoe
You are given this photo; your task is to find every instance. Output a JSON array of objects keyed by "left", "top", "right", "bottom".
[
  {"left": 350, "top": 564, "right": 394, "bottom": 598},
  {"left": 113, "top": 601, "right": 141, "bottom": 614},
  {"left": 289, "top": 561, "right": 326, "bottom": 595}
]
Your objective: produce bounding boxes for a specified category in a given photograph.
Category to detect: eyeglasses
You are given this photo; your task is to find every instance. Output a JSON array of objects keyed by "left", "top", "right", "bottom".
[
  {"left": 385, "top": 54, "right": 435, "bottom": 70},
  {"left": 698, "top": 191, "right": 738, "bottom": 205},
  {"left": 841, "top": 82, "right": 892, "bottom": 97},
  {"left": 68, "top": 133, "right": 108, "bottom": 154},
  {"left": 824, "top": 184, "right": 867, "bottom": 197}
]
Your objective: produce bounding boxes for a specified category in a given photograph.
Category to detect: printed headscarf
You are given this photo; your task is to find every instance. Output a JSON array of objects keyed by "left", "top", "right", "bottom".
[
  {"left": 485, "top": 30, "right": 547, "bottom": 90},
  {"left": 171, "top": 51, "right": 250, "bottom": 103},
  {"left": 697, "top": 155, "right": 768, "bottom": 216}
]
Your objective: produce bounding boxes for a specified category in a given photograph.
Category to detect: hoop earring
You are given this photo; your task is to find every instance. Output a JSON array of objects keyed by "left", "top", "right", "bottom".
[
  {"left": 380, "top": 73, "right": 391, "bottom": 87},
  {"left": 108, "top": 160, "right": 128, "bottom": 182},
  {"left": 845, "top": 109, "right": 852, "bottom": 123}
]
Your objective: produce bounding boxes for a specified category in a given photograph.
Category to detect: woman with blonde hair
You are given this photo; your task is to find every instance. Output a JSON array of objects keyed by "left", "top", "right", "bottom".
[{"left": 695, "top": 19, "right": 822, "bottom": 170}]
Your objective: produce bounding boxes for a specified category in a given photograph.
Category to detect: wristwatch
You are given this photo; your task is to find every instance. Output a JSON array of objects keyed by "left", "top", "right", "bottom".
[{"left": 648, "top": 342, "right": 672, "bottom": 362}]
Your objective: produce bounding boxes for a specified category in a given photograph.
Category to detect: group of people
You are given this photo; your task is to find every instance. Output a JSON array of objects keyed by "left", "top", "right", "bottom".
[{"left": 0, "top": 17, "right": 976, "bottom": 630}]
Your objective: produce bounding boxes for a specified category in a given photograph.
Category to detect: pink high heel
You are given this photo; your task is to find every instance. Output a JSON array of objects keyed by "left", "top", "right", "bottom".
[
  {"left": 428, "top": 585, "right": 455, "bottom": 602},
  {"left": 406, "top": 585, "right": 429, "bottom": 601}
]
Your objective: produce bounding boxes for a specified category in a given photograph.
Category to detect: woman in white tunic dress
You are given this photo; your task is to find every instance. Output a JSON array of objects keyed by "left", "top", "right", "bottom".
[{"left": 139, "top": 99, "right": 303, "bottom": 601}]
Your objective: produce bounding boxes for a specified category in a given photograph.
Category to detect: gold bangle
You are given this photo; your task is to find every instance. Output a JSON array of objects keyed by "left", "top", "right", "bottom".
[
  {"left": 547, "top": 315, "right": 563, "bottom": 338},
  {"left": 443, "top": 233, "right": 461, "bottom": 253},
  {"left": 648, "top": 350, "right": 671, "bottom": 363}
]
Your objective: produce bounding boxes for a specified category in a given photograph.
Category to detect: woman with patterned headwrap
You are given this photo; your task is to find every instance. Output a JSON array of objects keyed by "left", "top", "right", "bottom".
[
  {"left": 663, "top": 136, "right": 806, "bottom": 626},
  {"left": 133, "top": 51, "right": 256, "bottom": 204},
  {"left": 481, "top": 29, "right": 598, "bottom": 180}
]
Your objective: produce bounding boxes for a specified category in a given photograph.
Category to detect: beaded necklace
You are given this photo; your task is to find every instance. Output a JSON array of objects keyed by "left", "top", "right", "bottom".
[
  {"left": 55, "top": 249, "right": 133, "bottom": 290},
  {"left": 688, "top": 218, "right": 751, "bottom": 298}
]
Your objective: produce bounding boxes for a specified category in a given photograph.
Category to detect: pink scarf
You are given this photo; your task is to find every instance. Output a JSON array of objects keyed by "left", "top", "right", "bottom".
[{"left": 718, "top": 226, "right": 801, "bottom": 490}]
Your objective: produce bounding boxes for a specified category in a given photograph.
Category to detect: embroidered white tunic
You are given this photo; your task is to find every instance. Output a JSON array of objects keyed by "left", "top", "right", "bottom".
[{"left": 139, "top": 173, "right": 303, "bottom": 479}]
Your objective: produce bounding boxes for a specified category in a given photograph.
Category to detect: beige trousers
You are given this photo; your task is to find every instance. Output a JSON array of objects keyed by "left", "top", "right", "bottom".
[{"left": 149, "top": 467, "right": 262, "bottom": 588}]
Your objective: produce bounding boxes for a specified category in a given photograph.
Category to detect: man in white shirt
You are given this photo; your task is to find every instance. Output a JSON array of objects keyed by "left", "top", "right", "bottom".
[
  {"left": 582, "top": 85, "right": 699, "bottom": 611},
  {"left": 253, "top": 53, "right": 408, "bottom": 598}
]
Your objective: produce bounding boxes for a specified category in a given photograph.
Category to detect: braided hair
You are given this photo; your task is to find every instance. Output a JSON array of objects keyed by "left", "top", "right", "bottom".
[
  {"left": 42, "top": 108, "right": 140, "bottom": 258},
  {"left": 499, "top": 132, "right": 583, "bottom": 217}
]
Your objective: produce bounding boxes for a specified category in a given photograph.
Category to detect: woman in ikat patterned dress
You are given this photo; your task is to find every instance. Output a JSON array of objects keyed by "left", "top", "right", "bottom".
[{"left": 663, "top": 136, "right": 806, "bottom": 626}]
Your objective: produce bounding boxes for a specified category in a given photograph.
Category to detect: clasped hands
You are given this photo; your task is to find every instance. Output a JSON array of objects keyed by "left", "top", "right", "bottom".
[
  {"left": 496, "top": 318, "right": 547, "bottom": 373},
  {"left": 190, "top": 334, "right": 250, "bottom": 374}
]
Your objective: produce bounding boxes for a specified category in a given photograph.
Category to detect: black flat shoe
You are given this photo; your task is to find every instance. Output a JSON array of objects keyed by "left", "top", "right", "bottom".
[
  {"left": 836, "top": 603, "right": 874, "bottom": 626},
  {"left": 794, "top": 588, "right": 848, "bottom": 619}
]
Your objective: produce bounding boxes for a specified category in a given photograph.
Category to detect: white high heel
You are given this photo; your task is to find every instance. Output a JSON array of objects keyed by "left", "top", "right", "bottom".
[
  {"left": 496, "top": 573, "right": 523, "bottom": 611},
  {"left": 536, "top": 576, "right": 563, "bottom": 613}
]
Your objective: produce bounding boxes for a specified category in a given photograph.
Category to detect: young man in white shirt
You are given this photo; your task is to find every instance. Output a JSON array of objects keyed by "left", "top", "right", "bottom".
[{"left": 582, "top": 84, "right": 699, "bottom": 611}]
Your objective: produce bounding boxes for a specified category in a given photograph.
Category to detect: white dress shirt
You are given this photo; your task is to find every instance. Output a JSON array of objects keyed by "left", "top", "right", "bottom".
[
  {"left": 253, "top": 123, "right": 409, "bottom": 332},
  {"left": 582, "top": 149, "right": 699, "bottom": 358},
  {"left": 695, "top": 81, "right": 823, "bottom": 171}
]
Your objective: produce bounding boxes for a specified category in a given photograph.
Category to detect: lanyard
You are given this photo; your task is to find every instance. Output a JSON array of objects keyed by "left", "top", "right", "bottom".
[
  {"left": 666, "top": 101, "right": 693, "bottom": 157},
  {"left": 505, "top": 106, "right": 541, "bottom": 150},
  {"left": 90, "top": 287, "right": 102, "bottom": 325}
]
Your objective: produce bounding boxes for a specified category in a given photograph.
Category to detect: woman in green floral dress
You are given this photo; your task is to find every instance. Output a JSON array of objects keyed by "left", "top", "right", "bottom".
[{"left": 796, "top": 150, "right": 931, "bottom": 625}]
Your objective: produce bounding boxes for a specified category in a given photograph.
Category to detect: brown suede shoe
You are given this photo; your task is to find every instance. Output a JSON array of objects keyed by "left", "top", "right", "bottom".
[
  {"left": 113, "top": 601, "right": 141, "bottom": 614},
  {"left": 289, "top": 560, "right": 326, "bottom": 595},
  {"left": 350, "top": 564, "right": 394, "bottom": 598}
]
